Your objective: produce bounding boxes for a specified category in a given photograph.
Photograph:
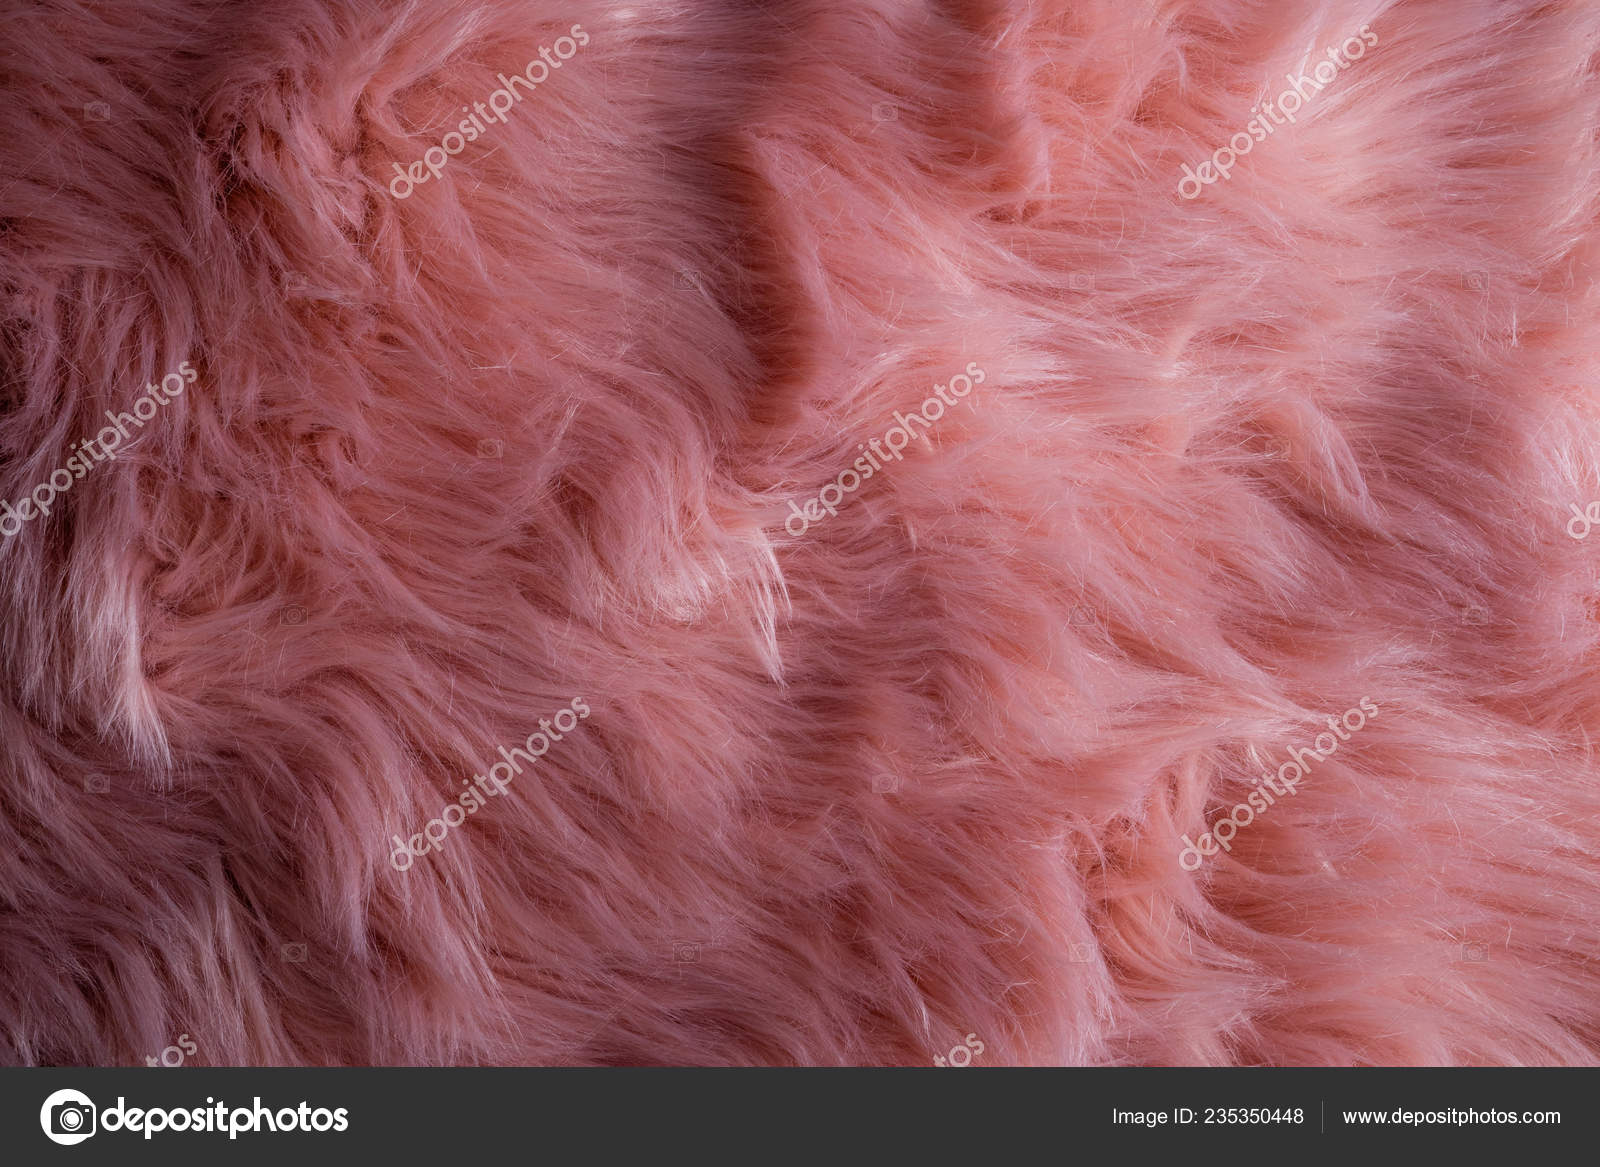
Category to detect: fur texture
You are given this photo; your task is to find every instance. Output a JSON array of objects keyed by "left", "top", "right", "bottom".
[{"left": 2, "top": 0, "right": 1599, "bottom": 1066}]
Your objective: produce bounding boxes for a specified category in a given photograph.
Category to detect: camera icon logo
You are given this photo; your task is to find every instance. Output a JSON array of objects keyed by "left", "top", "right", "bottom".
[
  {"left": 40, "top": 1089, "right": 96, "bottom": 1145},
  {"left": 673, "top": 941, "right": 701, "bottom": 964},
  {"left": 1462, "top": 942, "right": 1488, "bottom": 963},
  {"left": 83, "top": 102, "right": 110, "bottom": 122},
  {"left": 281, "top": 942, "right": 308, "bottom": 963}
]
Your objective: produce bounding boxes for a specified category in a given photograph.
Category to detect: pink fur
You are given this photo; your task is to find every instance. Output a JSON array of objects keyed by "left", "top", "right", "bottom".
[{"left": 2, "top": 0, "right": 1598, "bottom": 1066}]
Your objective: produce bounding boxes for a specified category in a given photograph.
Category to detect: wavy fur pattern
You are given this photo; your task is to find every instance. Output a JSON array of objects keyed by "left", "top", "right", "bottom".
[{"left": 1, "top": 0, "right": 1598, "bottom": 1065}]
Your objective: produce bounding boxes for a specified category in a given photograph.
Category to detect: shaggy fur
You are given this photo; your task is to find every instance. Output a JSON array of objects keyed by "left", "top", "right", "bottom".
[{"left": 2, "top": 0, "right": 1599, "bottom": 1066}]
